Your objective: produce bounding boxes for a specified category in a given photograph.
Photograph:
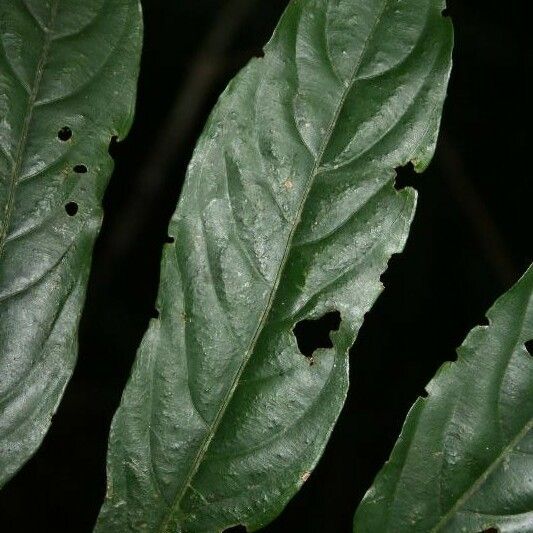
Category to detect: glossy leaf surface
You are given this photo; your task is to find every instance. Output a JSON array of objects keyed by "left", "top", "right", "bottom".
[
  {"left": 354, "top": 264, "right": 533, "bottom": 532},
  {"left": 97, "top": 0, "right": 453, "bottom": 531},
  {"left": 0, "top": 0, "right": 142, "bottom": 486}
]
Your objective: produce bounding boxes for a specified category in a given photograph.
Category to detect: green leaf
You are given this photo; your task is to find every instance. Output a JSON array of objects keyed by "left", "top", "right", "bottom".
[
  {"left": 353, "top": 264, "right": 533, "bottom": 533},
  {"left": 0, "top": 0, "right": 142, "bottom": 487},
  {"left": 97, "top": 0, "right": 452, "bottom": 531}
]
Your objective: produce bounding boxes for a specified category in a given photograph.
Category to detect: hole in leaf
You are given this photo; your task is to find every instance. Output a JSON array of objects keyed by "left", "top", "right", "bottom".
[
  {"left": 165, "top": 235, "right": 175, "bottom": 244},
  {"left": 294, "top": 311, "right": 341, "bottom": 360},
  {"left": 151, "top": 309, "right": 160, "bottom": 319},
  {"left": 223, "top": 526, "right": 247, "bottom": 533},
  {"left": 73, "top": 164, "right": 88, "bottom": 174},
  {"left": 108, "top": 135, "right": 119, "bottom": 158},
  {"left": 526, "top": 340, "right": 533, "bottom": 356},
  {"left": 65, "top": 202, "right": 78, "bottom": 216},
  {"left": 394, "top": 161, "right": 417, "bottom": 190},
  {"left": 57, "top": 126, "right": 72, "bottom": 141}
]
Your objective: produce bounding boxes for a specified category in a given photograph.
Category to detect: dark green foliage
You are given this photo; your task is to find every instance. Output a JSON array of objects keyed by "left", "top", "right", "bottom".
[
  {"left": 96, "top": 0, "right": 453, "bottom": 530},
  {"left": 354, "top": 265, "right": 533, "bottom": 532},
  {"left": 0, "top": 0, "right": 142, "bottom": 486}
]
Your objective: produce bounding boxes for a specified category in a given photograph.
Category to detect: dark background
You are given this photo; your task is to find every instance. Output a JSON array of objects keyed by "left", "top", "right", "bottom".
[{"left": 1, "top": 1, "right": 530, "bottom": 531}]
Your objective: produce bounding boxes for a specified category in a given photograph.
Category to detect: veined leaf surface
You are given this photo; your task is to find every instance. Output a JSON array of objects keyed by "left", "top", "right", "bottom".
[
  {"left": 0, "top": 0, "right": 142, "bottom": 486},
  {"left": 97, "top": 0, "right": 453, "bottom": 531},
  {"left": 353, "top": 264, "right": 533, "bottom": 532}
]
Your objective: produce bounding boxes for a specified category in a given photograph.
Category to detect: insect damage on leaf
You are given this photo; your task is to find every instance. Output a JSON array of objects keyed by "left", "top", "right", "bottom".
[
  {"left": 354, "top": 264, "right": 533, "bottom": 533},
  {"left": 96, "top": 0, "right": 453, "bottom": 531},
  {"left": 525, "top": 339, "right": 533, "bottom": 356},
  {"left": 0, "top": 0, "right": 142, "bottom": 487},
  {"left": 293, "top": 310, "right": 342, "bottom": 362}
]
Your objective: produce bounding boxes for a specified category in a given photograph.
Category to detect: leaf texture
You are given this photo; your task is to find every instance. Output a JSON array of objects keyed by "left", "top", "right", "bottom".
[
  {"left": 0, "top": 0, "right": 142, "bottom": 487},
  {"left": 353, "top": 264, "right": 533, "bottom": 532},
  {"left": 97, "top": 0, "right": 453, "bottom": 531}
]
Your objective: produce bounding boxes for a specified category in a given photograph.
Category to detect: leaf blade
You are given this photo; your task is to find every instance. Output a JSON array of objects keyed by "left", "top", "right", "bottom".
[
  {"left": 0, "top": 0, "right": 142, "bottom": 487},
  {"left": 97, "top": 0, "right": 453, "bottom": 530},
  {"left": 353, "top": 265, "right": 533, "bottom": 532}
]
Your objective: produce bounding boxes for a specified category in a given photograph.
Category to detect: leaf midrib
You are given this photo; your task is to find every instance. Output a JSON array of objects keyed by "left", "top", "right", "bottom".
[
  {"left": 158, "top": 1, "right": 391, "bottom": 530},
  {"left": 0, "top": 0, "right": 60, "bottom": 262},
  {"left": 431, "top": 417, "right": 533, "bottom": 532}
]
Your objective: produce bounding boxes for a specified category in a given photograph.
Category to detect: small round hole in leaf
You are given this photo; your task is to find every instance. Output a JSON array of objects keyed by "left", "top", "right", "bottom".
[
  {"left": 58, "top": 127, "right": 72, "bottom": 141},
  {"left": 73, "top": 164, "right": 88, "bottom": 174},
  {"left": 65, "top": 202, "right": 78, "bottom": 216}
]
